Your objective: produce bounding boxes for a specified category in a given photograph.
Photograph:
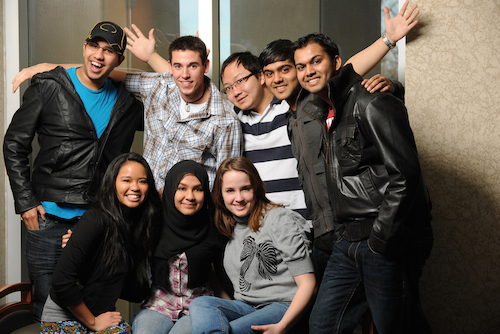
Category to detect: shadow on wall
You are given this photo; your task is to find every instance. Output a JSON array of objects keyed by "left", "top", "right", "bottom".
[{"left": 419, "top": 157, "right": 500, "bottom": 333}]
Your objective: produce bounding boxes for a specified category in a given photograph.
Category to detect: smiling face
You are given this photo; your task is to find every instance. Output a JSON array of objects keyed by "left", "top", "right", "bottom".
[
  {"left": 174, "top": 174, "right": 205, "bottom": 216},
  {"left": 168, "top": 49, "right": 209, "bottom": 103},
  {"left": 115, "top": 161, "right": 149, "bottom": 210},
  {"left": 294, "top": 41, "right": 341, "bottom": 96},
  {"left": 221, "top": 170, "right": 256, "bottom": 218},
  {"left": 262, "top": 59, "right": 300, "bottom": 103},
  {"left": 80, "top": 38, "right": 124, "bottom": 90},
  {"left": 222, "top": 61, "right": 268, "bottom": 114}
]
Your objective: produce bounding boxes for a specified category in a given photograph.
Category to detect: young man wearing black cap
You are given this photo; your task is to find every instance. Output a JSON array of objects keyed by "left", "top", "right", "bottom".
[{"left": 3, "top": 21, "right": 143, "bottom": 321}]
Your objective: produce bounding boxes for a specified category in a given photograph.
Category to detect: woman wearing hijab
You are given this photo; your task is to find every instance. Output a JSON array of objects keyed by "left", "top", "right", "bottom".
[{"left": 132, "top": 160, "right": 228, "bottom": 334}]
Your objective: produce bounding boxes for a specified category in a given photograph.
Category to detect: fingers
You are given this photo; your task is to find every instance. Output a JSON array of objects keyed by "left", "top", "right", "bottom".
[
  {"left": 62, "top": 230, "right": 73, "bottom": 248},
  {"left": 94, "top": 311, "right": 122, "bottom": 331},
  {"left": 38, "top": 205, "right": 46, "bottom": 221},
  {"left": 250, "top": 325, "right": 265, "bottom": 332},
  {"left": 384, "top": 6, "right": 390, "bottom": 21},
  {"left": 23, "top": 217, "right": 39, "bottom": 230},
  {"left": 363, "top": 74, "right": 382, "bottom": 90},
  {"left": 131, "top": 24, "right": 145, "bottom": 38},
  {"left": 21, "top": 207, "right": 40, "bottom": 230},
  {"left": 406, "top": 4, "right": 419, "bottom": 19},
  {"left": 398, "top": 1, "right": 409, "bottom": 16},
  {"left": 12, "top": 70, "right": 30, "bottom": 93},
  {"left": 363, "top": 75, "right": 394, "bottom": 93}
]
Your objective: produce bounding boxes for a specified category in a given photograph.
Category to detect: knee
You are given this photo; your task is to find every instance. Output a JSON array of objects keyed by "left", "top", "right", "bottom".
[
  {"left": 189, "top": 296, "right": 215, "bottom": 310},
  {"left": 132, "top": 309, "right": 174, "bottom": 334}
]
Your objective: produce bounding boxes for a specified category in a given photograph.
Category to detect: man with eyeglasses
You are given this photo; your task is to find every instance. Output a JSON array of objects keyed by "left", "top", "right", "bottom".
[
  {"left": 219, "top": 52, "right": 313, "bottom": 228},
  {"left": 4, "top": 21, "right": 143, "bottom": 322}
]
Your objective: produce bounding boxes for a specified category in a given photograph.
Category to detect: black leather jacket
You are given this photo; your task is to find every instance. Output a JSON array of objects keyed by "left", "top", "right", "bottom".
[
  {"left": 3, "top": 66, "right": 144, "bottom": 214},
  {"left": 288, "top": 65, "right": 432, "bottom": 256}
]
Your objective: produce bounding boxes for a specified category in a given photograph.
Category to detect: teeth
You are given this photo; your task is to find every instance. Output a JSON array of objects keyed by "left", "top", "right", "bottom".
[
  {"left": 127, "top": 195, "right": 140, "bottom": 198},
  {"left": 91, "top": 61, "right": 103, "bottom": 68},
  {"left": 308, "top": 78, "right": 319, "bottom": 84}
]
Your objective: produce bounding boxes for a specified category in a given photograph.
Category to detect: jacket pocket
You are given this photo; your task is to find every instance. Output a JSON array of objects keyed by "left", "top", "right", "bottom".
[
  {"left": 336, "top": 125, "right": 361, "bottom": 167},
  {"left": 48, "top": 141, "right": 74, "bottom": 173},
  {"left": 359, "top": 168, "right": 384, "bottom": 208}
]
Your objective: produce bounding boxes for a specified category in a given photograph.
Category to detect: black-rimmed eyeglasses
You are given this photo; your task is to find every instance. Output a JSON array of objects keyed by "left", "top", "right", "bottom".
[{"left": 222, "top": 73, "right": 255, "bottom": 95}]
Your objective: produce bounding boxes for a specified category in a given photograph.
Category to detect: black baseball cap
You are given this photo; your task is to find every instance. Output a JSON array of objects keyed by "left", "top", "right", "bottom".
[{"left": 86, "top": 21, "right": 127, "bottom": 54}]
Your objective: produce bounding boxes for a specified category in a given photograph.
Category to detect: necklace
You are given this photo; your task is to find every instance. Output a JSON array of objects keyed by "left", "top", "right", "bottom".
[{"left": 185, "top": 84, "right": 207, "bottom": 112}]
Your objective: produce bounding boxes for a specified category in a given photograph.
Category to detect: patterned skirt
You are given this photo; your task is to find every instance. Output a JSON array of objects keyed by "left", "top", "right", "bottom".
[{"left": 40, "top": 320, "right": 131, "bottom": 334}]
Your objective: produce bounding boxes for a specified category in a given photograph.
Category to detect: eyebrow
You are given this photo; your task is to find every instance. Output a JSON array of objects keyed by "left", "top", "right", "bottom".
[
  {"left": 173, "top": 61, "right": 200, "bottom": 67},
  {"left": 119, "top": 175, "right": 147, "bottom": 180},
  {"left": 265, "top": 64, "right": 292, "bottom": 72},
  {"left": 178, "top": 181, "right": 202, "bottom": 187}
]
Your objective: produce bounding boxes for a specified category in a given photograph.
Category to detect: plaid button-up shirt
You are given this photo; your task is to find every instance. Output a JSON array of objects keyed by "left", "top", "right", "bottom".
[
  {"left": 125, "top": 72, "right": 242, "bottom": 191},
  {"left": 143, "top": 253, "right": 213, "bottom": 321}
]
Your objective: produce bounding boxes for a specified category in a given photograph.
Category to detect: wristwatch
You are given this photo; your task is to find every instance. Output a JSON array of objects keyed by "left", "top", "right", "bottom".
[{"left": 382, "top": 33, "right": 396, "bottom": 50}]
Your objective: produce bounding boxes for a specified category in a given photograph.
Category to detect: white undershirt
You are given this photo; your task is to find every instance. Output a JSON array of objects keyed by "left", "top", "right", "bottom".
[{"left": 178, "top": 99, "right": 207, "bottom": 120}]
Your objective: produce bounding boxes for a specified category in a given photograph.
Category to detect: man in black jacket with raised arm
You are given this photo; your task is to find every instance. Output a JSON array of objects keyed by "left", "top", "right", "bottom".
[{"left": 289, "top": 33, "right": 433, "bottom": 334}]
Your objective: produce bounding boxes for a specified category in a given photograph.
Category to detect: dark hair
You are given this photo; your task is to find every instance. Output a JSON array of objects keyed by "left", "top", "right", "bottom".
[
  {"left": 293, "top": 33, "right": 340, "bottom": 63},
  {"left": 96, "top": 152, "right": 162, "bottom": 284},
  {"left": 212, "top": 157, "right": 282, "bottom": 238},
  {"left": 168, "top": 35, "right": 208, "bottom": 64},
  {"left": 220, "top": 51, "right": 260, "bottom": 82},
  {"left": 259, "top": 39, "right": 295, "bottom": 68}
]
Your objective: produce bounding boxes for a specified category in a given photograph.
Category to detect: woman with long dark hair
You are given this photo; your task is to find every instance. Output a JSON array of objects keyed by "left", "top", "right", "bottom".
[
  {"left": 40, "top": 153, "right": 162, "bottom": 334},
  {"left": 132, "top": 160, "right": 227, "bottom": 334},
  {"left": 189, "top": 157, "right": 316, "bottom": 334}
]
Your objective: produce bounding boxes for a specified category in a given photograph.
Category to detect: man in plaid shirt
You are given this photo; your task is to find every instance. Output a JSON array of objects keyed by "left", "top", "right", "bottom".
[{"left": 123, "top": 34, "right": 242, "bottom": 192}]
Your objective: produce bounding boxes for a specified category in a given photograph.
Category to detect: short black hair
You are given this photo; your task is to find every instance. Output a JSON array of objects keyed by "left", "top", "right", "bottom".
[
  {"left": 259, "top": 39, "right": 295, "bottom": 68},
  {"left": 220, "top": 51, "right": 260, "bottom": 82},
  {"left": 293, "top": 33, "right": 339, "bottom": 63},
  {"left": 168, "top": 35, "right": 208, "bottom": 64}
]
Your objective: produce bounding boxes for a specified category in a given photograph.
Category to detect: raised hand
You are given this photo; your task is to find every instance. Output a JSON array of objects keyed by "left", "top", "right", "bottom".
[
  {"left": 384, "top": 1, "right": 419, "bottom": 45},
  {"left": 124, "top": 24, "right": 156, "bottom": 63}
]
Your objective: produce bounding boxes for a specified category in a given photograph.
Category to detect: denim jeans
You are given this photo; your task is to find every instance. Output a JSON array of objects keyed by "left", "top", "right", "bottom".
[
  {"left": 132, "top": 309, "right": 192, "bottom": 334},
  {"left": 25, "top": 214, "right": 77, "bottom": 322},
  {"left": 312, "top": 246, "right": 332, "bottom": 286},
  {"left": 309, "top": 238, "right": 432, "bottom": 334},
  {"left": 189, "top": 296, "right": 289, "bottom": 334}
]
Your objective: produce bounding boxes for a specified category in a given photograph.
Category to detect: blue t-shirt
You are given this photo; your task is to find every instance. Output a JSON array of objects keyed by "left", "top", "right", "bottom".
[
  {"left": 41, "top": 67, "right": 118, "bottom": 220},
  {"left": 67, "top": 67, "right": 118, "bottom": 137}
]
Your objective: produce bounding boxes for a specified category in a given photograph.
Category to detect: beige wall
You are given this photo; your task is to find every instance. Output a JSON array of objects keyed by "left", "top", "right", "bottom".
[{"left": 406, "top": 1, "right": 500, "bottom": 332}]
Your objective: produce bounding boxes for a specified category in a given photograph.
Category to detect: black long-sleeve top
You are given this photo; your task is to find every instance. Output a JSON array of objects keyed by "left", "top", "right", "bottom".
[{"left": 50, "top": 207, "right": 149, "bottom": 316}]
